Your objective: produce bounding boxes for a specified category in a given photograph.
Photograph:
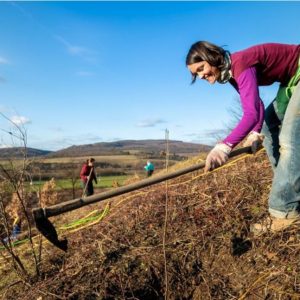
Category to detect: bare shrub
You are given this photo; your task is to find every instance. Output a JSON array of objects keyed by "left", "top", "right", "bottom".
[
  {"left": 5, "top": 191, "right": 37, "bottom": 229},
  {"left": 0, "top": 112, "right": 42, "bottom": 282},
  {"left": 123, "top": 173, "right": 141, "bottom": 185},
  {"left": 40, "top": 178, "right": 58, "bottom": 207}
]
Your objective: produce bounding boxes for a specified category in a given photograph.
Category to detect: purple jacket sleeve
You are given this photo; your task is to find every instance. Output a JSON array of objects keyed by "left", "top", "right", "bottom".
[{"left": 223, "top": 67, "right": 265, "bottom": 148}]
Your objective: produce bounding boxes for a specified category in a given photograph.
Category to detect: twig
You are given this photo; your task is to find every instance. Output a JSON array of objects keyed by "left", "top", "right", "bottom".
[{"left": 238, "top": 272, "right": 272, "bottom": 300}]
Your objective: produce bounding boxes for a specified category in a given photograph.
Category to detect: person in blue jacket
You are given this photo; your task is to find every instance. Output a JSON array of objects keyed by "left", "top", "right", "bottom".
[
  {"left": 144, "top": 161, "right": 154, "bottom": 177},
  {"left": 3, "top": 216, "right": 22, "bottom": 243}
]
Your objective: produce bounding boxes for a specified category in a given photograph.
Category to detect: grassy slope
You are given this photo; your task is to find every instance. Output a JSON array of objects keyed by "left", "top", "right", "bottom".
[
  {"left": 2, "top": 150, "right": 300, "bottom": 299},
  {"left": 33, "top": 175, "right": 129, "bottom": 190}
]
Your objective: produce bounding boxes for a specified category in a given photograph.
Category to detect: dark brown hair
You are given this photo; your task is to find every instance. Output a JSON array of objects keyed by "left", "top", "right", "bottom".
[
  {"left": 86, "top": 157, "right": 95, "bottom": 164},
  {"left": 186, "top": 41, "right": 229, "bottom": 83}
]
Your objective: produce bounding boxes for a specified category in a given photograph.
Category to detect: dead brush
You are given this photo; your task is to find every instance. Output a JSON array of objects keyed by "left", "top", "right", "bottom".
[
  {"left": 123, "top": 173, "right": 142, "bottom": 185},
  {"left": 5, "top": 190, "right": 38, "bottom": 231},
  {"left": 40, "top": 178, "right": 58, "bottom": 207},
  {"left": 4, "top": 150, "right": 300, "bottom": 299}
]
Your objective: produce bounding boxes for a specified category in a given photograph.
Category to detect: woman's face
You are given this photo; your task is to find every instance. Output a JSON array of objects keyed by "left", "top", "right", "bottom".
[{"left": 187, "top": 61, "right": 220, "bottom": 84}]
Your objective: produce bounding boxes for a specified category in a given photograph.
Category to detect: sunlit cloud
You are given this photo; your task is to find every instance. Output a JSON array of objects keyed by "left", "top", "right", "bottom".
[
  {"left": 9, "top": 3, "right": 98, "bottom": 64},
  {"left": 0, "top": 56, "right": 9, "bottom": 64},
  {"left": 10, "top": 115, "right": 31, "bottom": 126},
  {"left": 55, "top": 35, "right": 97, "bottom": 62},
  {"left": 0, "top": 144, "right": 13, "bottom": 149},
  {"left": 8, "top": 3, "right": 94, "bottom": 62},
  {"left": 136, "top": 118, "right": 166, "bottom": 128}
]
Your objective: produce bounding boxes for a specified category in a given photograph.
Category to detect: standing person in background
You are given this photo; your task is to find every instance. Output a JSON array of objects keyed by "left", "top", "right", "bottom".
[
  {"left": 186, "top": 41, "right": 300, "bottom": 234},
  {"left": 80, "top": 158, "right": 97, "bottom": 196},
  {"left": 144, "top": 160, "right": 155, "bottom": 177},
  {"left": 11, "top": 215, "right": 21, "bottom": 239},
  {"left": 3, "top": 206, "right": 22, "bottom": 243},
  {"left": 3, "top": 216, "right": 22, "bottom": 243}
]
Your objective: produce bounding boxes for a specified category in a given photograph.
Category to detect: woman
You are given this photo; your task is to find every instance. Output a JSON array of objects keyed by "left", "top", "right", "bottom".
[
  {"left": 80, "top": 157, "right": 97, "bottom": 196},
  {"left": 186, "top": 41, "right": 300, "bottom": 233}
]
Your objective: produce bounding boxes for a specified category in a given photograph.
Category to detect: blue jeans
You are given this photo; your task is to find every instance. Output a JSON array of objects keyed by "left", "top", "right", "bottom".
[{"left": 262, "top": 82, "right": 300, "bottom": 218}]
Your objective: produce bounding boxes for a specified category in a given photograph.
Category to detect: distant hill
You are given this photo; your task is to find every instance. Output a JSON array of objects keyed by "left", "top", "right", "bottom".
[
  {"left": 0, "top": 147, "right": 52, "bottom": 159},
  {"left": 0, "top": 140, "right": 212, "bottom": 159},
  {"left": 48, "top": 139, "right": 212, "bottom": 158}
]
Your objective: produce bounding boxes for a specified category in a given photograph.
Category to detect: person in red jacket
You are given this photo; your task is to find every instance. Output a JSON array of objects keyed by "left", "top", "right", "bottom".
[{"left": 80, "top": 158, "right": 97, "bottom": 196}]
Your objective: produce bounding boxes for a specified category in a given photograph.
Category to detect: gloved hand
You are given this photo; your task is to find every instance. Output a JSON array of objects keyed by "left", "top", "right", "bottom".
[
  {"left": 205, "top": 143, "right": 232, "bottom": 172},
  {"left": 243, "top": 131, "right": 264, "bottom": 153}
]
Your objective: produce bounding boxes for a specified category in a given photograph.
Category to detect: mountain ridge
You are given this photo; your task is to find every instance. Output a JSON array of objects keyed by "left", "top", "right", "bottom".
[
  {"left": 50, "top": 139, "right": 211, "bottom": 157},
  {"left": 0, "top": 140, "right": 211, "bottom": 158}
]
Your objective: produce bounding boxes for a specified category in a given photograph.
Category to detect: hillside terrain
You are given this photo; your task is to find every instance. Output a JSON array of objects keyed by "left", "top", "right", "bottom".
[
  {"left": 2, "top": 149, "right": 300, "bottom": 299},
  {"left": 0, "top": 140, "right": 209, "bottom": 159},
  {"left": 0, "top": 140, "right": 210, "bottom": 181},
  {"left": 0, "top": 147, "right": 52, "bottom": 159},
  {"left": 48, "top": 140, "right": 211, "bottom": 158}
]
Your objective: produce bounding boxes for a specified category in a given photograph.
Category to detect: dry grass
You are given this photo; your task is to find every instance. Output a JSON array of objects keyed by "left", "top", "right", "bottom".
[
  {"left": 2, "top": 151, "right": 300, "bottom": 299},
  {"left": 40, "top": 178, "right": 59, "bottom": 207},
  {"left": 39, "top": 154, "right": 140, "bottom": 164}
]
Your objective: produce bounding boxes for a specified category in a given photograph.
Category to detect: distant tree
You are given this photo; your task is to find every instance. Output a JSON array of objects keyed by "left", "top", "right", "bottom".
[
  {"left": 209, "top": 95, "right": 243, "bottom": 144},
  {"left": 68, "top": 166, "right": 80, "bottom": 199},
  {"left": 226, "top": 95, "right": 243, "bottom": 132}
]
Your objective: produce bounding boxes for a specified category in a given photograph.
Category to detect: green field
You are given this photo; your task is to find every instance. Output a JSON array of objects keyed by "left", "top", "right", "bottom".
[{"left": 33, "top": 175, "right": 129, "bottom": 190}]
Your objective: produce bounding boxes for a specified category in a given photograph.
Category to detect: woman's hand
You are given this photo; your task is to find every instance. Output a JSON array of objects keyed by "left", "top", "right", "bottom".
[
  {"left": 243, "top": 131, "right": 264, "bottom": 153},
  {"left": 205, "top": 143, "right": 232, "bottom": 172}
]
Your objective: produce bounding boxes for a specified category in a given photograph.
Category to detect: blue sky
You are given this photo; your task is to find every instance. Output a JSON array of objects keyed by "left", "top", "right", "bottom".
[{"left": 1, "top": 1, "right": 300, "bottom": 151}]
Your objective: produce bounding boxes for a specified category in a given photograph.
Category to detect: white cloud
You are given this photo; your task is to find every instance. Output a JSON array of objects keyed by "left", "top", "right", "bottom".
[
  {"left": 0, "top": 56, "right": 8, "bottom": 64},
  {"left": 9, "top": 3, "right": 97, "bottom": 63},
  {"left": 10, "top": 115, "right": 31, "bottom": 126},
  {"left": 55, "top": 35, "right": 97, "bottom": 62},
  {"left": 136, "top": 118, "right": 166, "bottom": 128},
  {"left": 0, "top": 144, "right": 13, "bottom": 149}
]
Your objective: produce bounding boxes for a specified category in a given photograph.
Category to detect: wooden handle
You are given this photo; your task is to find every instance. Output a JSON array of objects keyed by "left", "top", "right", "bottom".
[{"left": 33, "top": 146, "right": 254, "bottom": 219}]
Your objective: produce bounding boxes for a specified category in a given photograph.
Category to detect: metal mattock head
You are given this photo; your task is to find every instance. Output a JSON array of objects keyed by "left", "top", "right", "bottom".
[{"left": 32, "top": 208, "right": 68, "bottom": 251}]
